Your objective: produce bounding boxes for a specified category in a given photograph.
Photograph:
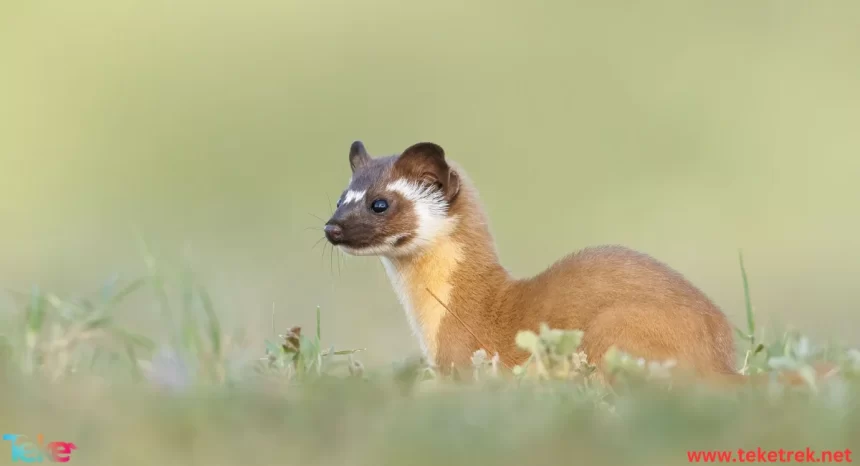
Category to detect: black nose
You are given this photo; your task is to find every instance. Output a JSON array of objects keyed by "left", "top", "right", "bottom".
[{"left": 324, "top": 223, "right": 344, "bottom": 243}]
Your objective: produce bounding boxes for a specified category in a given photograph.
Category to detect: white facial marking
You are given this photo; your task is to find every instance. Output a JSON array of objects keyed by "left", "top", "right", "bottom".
[
  {"left": 343, "top": 190, "right": 366, "bottom": 205},
  {"left": 338, "top": 234, "right": 407, "bottom": 257},
  {"left": 386, "top": 179, "right": 452, "bottom": 250},
  {"left": 340, "top": 244, "right": 396, "bottom": 256}
]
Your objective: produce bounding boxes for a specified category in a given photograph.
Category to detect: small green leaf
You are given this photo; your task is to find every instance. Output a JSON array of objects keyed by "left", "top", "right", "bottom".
[
  {"left": 515, "top": 330, "right": 539, "bottom": 352},
  {"left": 265, "top": 340, "right": 284, "bottom": 357},
  {"left": 555, "top": 330, "right": 584, "bottom": 355}
]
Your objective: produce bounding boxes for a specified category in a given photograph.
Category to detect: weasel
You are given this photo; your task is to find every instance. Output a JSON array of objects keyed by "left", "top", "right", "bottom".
[{"left": 323, "top": 141, "right": 738, "bottom": 377}]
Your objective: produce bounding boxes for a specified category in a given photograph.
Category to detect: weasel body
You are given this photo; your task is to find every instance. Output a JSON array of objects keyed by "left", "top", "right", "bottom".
[{"left": 324, "top": 141, "right": 736, "bottom": 375}]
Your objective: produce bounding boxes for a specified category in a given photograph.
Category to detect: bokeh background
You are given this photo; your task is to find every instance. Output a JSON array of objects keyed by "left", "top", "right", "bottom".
[{"left": 2, "top": 1, "right": 859, "bottom": 367}]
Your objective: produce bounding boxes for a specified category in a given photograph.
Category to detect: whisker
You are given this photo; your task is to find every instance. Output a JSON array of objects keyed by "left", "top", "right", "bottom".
[
  {"left": 329, "top": 241, "right": 335, "bottom": 276},
  {"left": 307, "top": 212, "right": 326, "bottom": 223},
  {"left": 311, "top": 236, "right": 327, "bottom": 251}
]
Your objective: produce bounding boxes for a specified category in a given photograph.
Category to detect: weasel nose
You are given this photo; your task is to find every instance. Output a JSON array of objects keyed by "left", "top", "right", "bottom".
[{"left": 324, "top": 223, "right": 344, "bottom": 243}]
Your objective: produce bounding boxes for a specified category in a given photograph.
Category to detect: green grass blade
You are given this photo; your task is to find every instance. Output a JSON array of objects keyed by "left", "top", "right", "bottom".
[
  {"left": 108, "top": 277, "right": 147, "bottom": 308},
  {"left": 332, "top": 349, "right": 364, "bottom": 356},
  {"left": 23, "top": 286, "right": 46, "bottom": 374},
  {"left": 124, "top": 341, "right": 142, "bottom": 382},
  {"left": 136, "top": 234, "right": 181, "bottom": 352},
  {"left": 89, "top": 348, "right": 103, "bottom": 370},
  {"left": 316, "top": 305, "right": 321, "bottom": 345},
  {"left": 84, "top": 316, "right": 113, "bottom": 330},
  {"left": 738, "top": 250, "right": 755, "bottom": 345},
  {"left": 179, "top": 267, "right": 200, "bottom": 354},
  {"left": 198, "top": 285, "right": 222, "bottom": 357},
  {"left": 26, "top": 285, "right": 46, "bottom": 335},
  {"left": 111, "top": 327, "right": 156, "bottom": 352}
]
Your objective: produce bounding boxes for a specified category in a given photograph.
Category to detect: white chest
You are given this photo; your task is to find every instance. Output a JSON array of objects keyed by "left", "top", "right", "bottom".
[{"left": 379, "top": 243, "right": 462, "bottom": 363}]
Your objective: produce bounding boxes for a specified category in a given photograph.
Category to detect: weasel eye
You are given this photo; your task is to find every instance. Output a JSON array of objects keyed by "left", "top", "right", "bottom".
[
  {"left": 336, "top": 198, "right": 342, "bottom": 208},
  {"left": 371, "top": 199, "right": 389, "bottom": 213}
]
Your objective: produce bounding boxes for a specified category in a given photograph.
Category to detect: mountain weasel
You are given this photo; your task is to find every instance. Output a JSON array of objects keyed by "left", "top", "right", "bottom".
[{"left": 323, "top": 141, "right": 737, "bottom": 377}]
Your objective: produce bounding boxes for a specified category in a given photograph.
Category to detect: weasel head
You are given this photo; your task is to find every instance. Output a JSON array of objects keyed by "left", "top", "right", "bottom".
[{"left": 324, "top": 141, "right": 461, "bottom": 257}]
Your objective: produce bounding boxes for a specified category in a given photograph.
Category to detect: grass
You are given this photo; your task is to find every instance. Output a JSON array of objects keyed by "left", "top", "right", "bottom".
[{"left": 0, "top": 250, "right": 858, "bottom": 466}]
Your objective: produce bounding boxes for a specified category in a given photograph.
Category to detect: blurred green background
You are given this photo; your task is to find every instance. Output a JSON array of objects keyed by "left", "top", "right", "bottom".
[{"left": 2, "top": 0, "right": 859, "bottom": 367}]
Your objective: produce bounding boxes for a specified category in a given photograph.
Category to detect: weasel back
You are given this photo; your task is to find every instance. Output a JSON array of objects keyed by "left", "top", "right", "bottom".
[{"left": 512, "top": 245, "right": 736, "bottom": 374}]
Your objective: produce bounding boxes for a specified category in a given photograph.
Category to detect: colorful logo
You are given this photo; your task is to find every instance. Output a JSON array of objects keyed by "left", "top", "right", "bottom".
[{"left": 2, "top": 434, "right": 76, "bottom": 463}]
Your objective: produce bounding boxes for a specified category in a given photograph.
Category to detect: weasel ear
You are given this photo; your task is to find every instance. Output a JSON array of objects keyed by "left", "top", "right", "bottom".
[
  {"left": 398, "top": 142, "right": 460, "bottom": 202},
  {"left": 349, "top": 141, "right": 371, "bottom": 172},
  {"left": 401, "top": 142, "right": 446, "bottom": 162}
]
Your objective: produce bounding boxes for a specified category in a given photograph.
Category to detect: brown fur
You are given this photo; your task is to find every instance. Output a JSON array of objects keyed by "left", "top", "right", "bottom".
[
  {"left": 326, "top": 142, "right": 832, "bottom": 387},
  {"left": 428, "top": 168, "right": 736, "bottom": 376}
]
